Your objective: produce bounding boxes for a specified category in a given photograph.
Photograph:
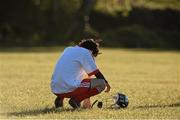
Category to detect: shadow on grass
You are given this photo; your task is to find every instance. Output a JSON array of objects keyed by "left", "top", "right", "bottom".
[
  {"left": 2, "top": 103, "right": 180, "bottom": 117},
  {"left": 135, "top": 102, "right": 180, "bottom": 109},
  {"left": 2, "top": 107, "right": 80, "bottom": 117}
]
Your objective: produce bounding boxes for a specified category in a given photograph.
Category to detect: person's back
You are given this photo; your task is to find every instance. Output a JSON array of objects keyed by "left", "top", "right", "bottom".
[{"left": 51, "top": 46, "right": 97, "bottom": 94}]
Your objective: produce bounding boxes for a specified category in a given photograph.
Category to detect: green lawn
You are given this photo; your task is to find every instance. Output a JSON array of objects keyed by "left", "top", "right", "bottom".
[{"left": 0, "top": 48, "right": 180, "bottom": 119}]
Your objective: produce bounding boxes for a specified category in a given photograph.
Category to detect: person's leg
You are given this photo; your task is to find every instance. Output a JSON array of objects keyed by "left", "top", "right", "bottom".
[
  {"left": 54, "top": 96, "right": 64, "bottom": 108},
  {"left": 54, "top": 79, "right": 90, "bottom": 108},
  {"left": 54, "top": 79, "right": 90, "bottom": 97},
  {"left": 90, "top": 78, "right": 106, "bottom": 91},
  {"left": 68, "top": 79, "right": 91, "bottom": 108},
  {"left": 55, "top": 78, "right": 106, "bottom": 109},
  {"left": 82, "top": 78, "right": 106, "bottom": 108},
  {"left": 73, "top": 78, "right": 106, "bottom": 104}
]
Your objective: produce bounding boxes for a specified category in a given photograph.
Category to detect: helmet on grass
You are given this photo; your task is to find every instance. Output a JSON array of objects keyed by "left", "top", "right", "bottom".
[
  {"left": 114, "top": 93, "right": 129, "bottom": 108},
  {"left": 91, "top": 92, "right": 129, "bottom": 109}
]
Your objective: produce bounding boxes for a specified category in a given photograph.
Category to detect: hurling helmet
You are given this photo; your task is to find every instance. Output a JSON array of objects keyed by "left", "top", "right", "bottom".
[{"left": 113, "top": 93, "right": 129, "bottom": 108}]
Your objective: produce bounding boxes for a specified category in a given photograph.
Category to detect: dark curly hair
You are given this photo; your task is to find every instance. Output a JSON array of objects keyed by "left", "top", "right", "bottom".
[{"left": 78, "top": 39, "right": 100, "bottom": 57}]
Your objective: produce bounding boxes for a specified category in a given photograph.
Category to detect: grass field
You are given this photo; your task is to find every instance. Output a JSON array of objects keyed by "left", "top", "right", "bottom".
[{"left": 0, "top": 47, "right": 180, "bottom": 119}]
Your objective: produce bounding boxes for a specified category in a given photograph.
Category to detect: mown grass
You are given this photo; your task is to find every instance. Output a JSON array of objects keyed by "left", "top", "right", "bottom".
[{"left": 0, "top": 47, "right": 180, "bottom": 119}]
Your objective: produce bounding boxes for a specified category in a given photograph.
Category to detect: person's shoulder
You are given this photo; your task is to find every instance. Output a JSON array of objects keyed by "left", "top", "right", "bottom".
[
  {"left": 65, "top": 46, "right": 73, "bottom": 50},
  {"left": 63, "top": 46, "right": 74, "bottom": 52}
]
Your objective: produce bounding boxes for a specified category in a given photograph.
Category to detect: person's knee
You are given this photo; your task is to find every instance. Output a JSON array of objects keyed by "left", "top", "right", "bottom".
[
  {"left": 98, "top": 85, "right": 106, "bottom": 92},
  {"left": 96, "top": 80, "right": 106, "bottom": 92}
]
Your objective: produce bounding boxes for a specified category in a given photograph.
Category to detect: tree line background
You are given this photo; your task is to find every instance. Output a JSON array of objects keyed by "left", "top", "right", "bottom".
[{"left": 0, "top": 0, "right": 180, "bottom": 49}]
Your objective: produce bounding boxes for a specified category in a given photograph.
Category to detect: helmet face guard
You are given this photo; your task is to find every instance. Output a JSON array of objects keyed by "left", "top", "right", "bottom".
[{"left": 91, "top": 92, "right": 129, "bottom": 109}]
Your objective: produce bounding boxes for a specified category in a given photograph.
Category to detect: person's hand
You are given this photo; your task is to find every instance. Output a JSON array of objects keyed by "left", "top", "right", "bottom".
[{"left": 104, "top": 83, "right": 111, "bottom": 93}]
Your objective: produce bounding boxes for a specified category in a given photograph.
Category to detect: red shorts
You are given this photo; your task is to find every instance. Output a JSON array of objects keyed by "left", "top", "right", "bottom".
[{"left": 54, "top": 79, "right": 101, "bottom": 102}]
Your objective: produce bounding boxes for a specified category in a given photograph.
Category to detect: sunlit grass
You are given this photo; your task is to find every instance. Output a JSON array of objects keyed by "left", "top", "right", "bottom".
[{"left": 0, "top": 48, "right": 180, "bottom": 119}]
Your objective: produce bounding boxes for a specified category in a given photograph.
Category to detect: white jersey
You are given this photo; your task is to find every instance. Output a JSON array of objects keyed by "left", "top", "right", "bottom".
[{"left": 51, "top": 46, "right": 98, "bottom": 94}]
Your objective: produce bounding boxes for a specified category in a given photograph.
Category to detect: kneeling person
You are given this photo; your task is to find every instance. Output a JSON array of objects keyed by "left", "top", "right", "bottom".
[{"left": 50, "top": 39, "right": 111, "bottom": 109}]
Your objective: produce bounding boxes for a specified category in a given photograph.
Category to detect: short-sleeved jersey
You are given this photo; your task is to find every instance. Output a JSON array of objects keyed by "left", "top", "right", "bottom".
[{"left": 51, "top": 46, "right": 99, "bottom": 94}]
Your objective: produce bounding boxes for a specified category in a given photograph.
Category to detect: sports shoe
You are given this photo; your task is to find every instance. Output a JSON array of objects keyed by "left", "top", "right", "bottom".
[
  {"left": 54, "top": 97, "right": 63, "bottom": 108},
  {"left": 69, "top": 98, "right": 81, "bottom": 109}
]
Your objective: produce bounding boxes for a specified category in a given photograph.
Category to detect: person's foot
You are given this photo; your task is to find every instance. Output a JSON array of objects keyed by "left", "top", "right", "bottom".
[
  {"left": 69, "top": 98, "right": 81, "bottom": 109},
  {"left": 54, "top": 97, "right": 63, "bottom": 108}
]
